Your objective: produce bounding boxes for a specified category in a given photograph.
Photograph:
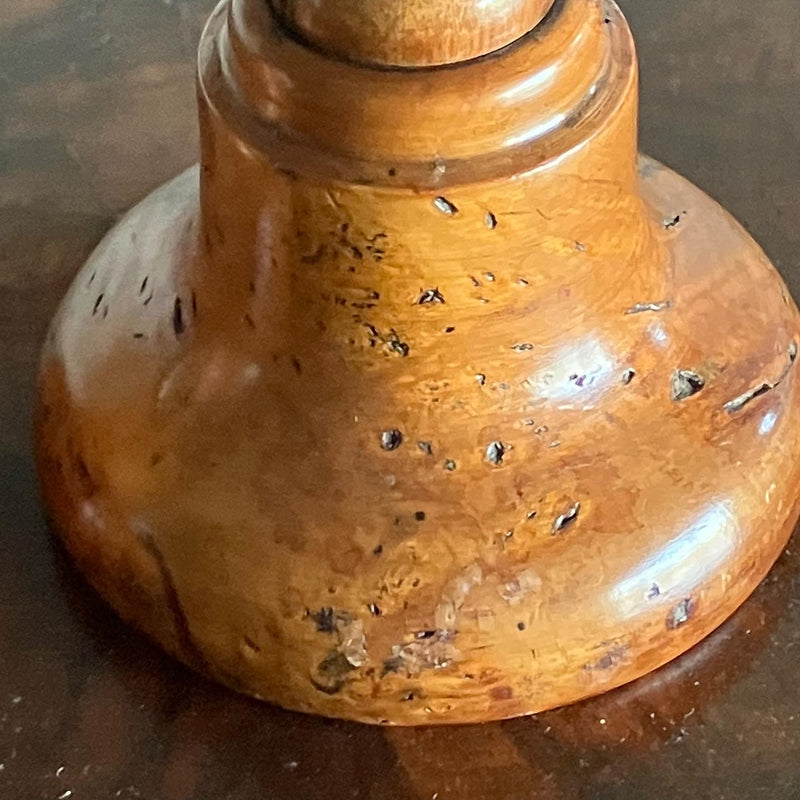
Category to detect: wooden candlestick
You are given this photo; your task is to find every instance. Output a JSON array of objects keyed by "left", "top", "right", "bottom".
[{"left": 34, "top": 0, "right": 800, "bottom": 725}]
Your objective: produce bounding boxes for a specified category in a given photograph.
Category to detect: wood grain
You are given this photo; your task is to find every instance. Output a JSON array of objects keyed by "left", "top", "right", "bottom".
[{"left": 270, "top": 0, "right": 557, "bottom": 66}]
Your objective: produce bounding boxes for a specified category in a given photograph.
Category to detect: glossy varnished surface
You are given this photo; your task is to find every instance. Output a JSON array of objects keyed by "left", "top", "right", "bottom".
[
  {"left": 4, "top": 0, "right": 800, "bottom": 796},
  {"left": 33, "top": 0, "right": 800, "bottom": 724}
]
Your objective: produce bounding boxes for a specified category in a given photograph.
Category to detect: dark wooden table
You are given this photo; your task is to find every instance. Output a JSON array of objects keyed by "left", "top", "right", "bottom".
[{"left": 2, "top": 2, "right": 800, "bottom": 798}]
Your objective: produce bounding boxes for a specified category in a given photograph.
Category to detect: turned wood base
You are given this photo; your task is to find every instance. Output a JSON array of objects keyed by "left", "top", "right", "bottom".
[{"left": 34, "top": 0, "right": 800, "bottom": 725}]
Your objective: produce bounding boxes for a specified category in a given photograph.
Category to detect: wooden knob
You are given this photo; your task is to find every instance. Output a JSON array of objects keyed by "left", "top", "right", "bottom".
[{"left": 270, "top": 0, "right": 557, "bottom": 67}]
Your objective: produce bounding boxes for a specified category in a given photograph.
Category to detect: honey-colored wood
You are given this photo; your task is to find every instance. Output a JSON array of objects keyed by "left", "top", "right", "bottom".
[
  {"left": 271, "top": 0, "right": 557, "bottom": 66},
  {"left": 34, "top": 0, "right": 800, "bottom": 725}
]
